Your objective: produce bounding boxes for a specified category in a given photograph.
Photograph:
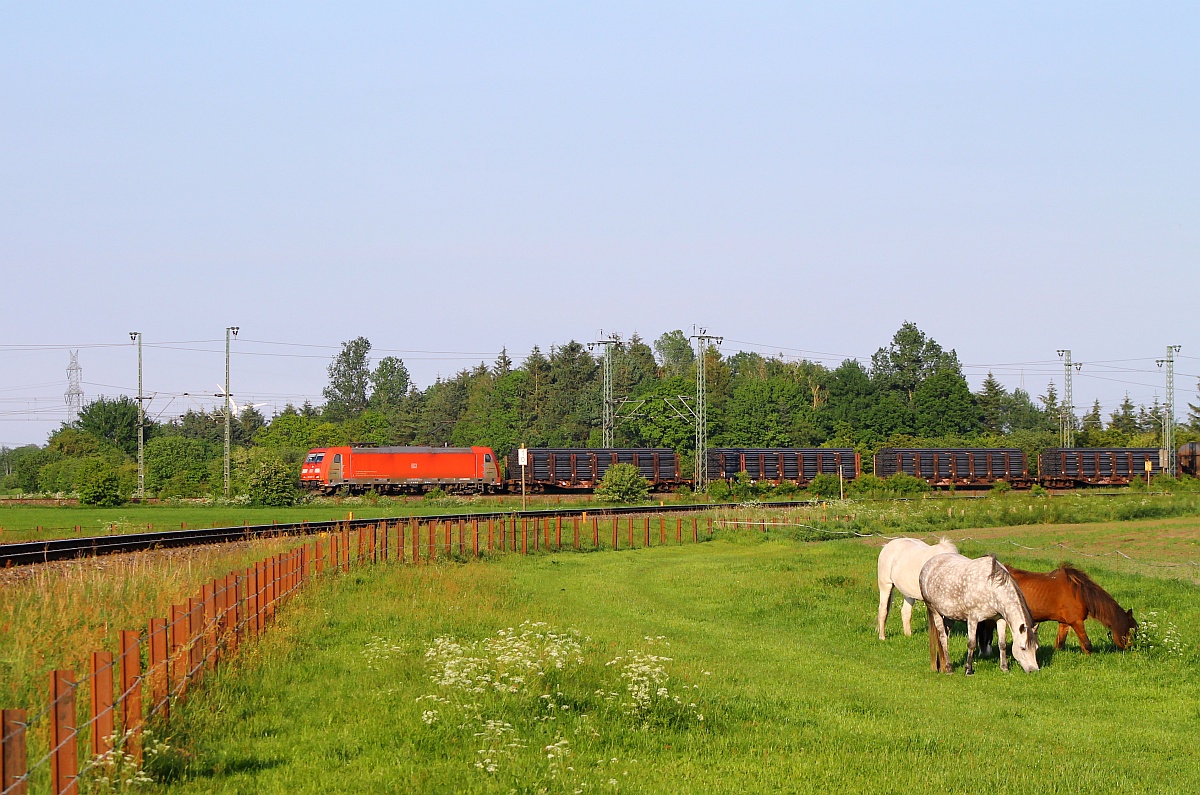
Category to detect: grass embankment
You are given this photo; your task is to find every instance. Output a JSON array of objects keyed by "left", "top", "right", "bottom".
[
  {"left": 0, "top": 494, "right": 626, "bottom": 543},
  {"left": 151, "top": 517, "right": 1200, "bottom": 794}
]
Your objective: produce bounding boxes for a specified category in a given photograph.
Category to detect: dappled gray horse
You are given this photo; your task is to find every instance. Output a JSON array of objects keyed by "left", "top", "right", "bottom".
[{"left": 919, "top": 553, "right": 1039, "bottom": 675}]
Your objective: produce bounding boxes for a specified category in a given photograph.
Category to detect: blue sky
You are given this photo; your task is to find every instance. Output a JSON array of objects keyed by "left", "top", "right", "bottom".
[{"left": 1, "top": 2, "right": 1197, "bottom": 445}]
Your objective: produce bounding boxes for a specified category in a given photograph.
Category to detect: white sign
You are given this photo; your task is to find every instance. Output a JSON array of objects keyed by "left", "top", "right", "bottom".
[{"left": 518, "top": 447, "right": 528, "bottom": 466}]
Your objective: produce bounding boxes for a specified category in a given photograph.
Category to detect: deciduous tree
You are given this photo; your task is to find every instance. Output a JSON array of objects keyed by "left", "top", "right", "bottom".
[{"left": 323, "top": 337, "right": 372, "bottom": 421}]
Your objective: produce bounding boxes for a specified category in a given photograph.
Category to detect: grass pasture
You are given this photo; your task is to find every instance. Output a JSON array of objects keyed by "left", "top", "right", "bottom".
[{"left": 147, "top": 518, "right": 1200, "bottom": 794}]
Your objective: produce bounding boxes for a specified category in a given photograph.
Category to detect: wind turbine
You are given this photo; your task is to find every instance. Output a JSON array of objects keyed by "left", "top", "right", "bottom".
[{"left": 214, "top": 384, "right": 268, "bottom": 415}]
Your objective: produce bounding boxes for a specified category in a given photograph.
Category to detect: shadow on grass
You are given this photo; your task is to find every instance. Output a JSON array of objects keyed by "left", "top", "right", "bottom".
[{"left": 155, "top": 752, "right": 285, "bottom": 785}]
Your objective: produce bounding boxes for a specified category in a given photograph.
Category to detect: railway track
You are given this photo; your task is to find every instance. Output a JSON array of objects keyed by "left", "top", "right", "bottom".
[{"left": 0, "top": 501, "right": 814, "bottom": 568}]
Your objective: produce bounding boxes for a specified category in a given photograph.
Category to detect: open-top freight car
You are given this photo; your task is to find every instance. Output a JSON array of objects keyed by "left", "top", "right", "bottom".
[
  {"left": 300, "top": 445, "right": 501, "bottom": 495},
  {"left": 874, "top": 448, "right": 1030, "bottom": 489},
  {"left": 505, "top": 448, "right": 684, "bottom": 492},
  {"left": 1181, "top": 443, "right": 1200, "bottom": 478},
  {"left": 707, "top": 448, "right": 859, "bottom": 485},
  {"left": 1037, "top": 448, "right": 1166, "bottom": 488}
]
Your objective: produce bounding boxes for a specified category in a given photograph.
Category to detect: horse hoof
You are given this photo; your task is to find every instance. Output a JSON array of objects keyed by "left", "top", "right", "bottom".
[{"left": 965, "top": 669, "right": 974, "bottom": 676}]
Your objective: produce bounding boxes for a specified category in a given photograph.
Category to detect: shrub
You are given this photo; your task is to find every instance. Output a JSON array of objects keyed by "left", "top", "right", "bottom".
[
  {"left": 76, "top": 460, "right": 126, "bottom": 507},
  {"left": 1030, "top": 484, "right": 1048, "bottom": 497},
  {"left": 706, "top": 479, "right": 732, "bottom": 502},
  {"left": 246, "top": 459, "right": 300, "bottom": 507},
  {"left": 770, "top": 481, "right": 800, "bottom": 498},
  {"left": 885, "top": 473, "right": 930, "bottom": 496},
  {"left": 594, "top": 463, "right": 650, "bottom": 504},
  {"left": 847, "top": 473, "right": 887, "bottom": 499},
  {"left": 423, "top": 486, "right": 448, "bottom": 502},
  {"left": 991, "top": 479, "right": 1012, "bottom": 495},
  {"left": 807, "top": 473, "right": 842, "bottom": 500},
  {"left": 731, "top": 470, "right": 758, "bottom": 501}
]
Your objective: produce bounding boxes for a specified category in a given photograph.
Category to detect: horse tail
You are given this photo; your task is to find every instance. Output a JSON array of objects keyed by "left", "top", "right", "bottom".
[
  {"left": 928, "top": 607, "right": 948, "bottom": 673},
  {"left": 1061, "top": 564, "right": 1129, "bottom": 634}
]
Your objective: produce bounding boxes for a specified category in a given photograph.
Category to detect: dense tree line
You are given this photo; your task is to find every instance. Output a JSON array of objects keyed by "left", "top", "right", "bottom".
[{"left": 3, "top": 323, "right": 1198, "bottom": 499}]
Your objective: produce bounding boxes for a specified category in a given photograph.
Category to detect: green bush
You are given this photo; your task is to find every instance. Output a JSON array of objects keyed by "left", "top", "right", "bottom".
[
  {"left": 885, "top": 473, "right": 930, "bottom": 496},
  {"left": 594, "top": 463, "right": 651, "bottom": 504},
  {"left": 847, "top": 473, "right": 887, "bottom": 499},
  {"left": 706, "top": 479, "right": 732, "bottom": 502},
  {"left": 76, "top": 460, "right": 126, "bottom": 507},
  {"left": 246, "top": 459, "right": 300, "bottom": 507},
  {"left": 1030, "top": 483, "right": 1048, "bottom": 497},
  {"left": 731, "top": 470, "right": 759, "bottom": 501},
  {"left": 807, "top": 473, "right": 842, "bottom": 500},
  {"left": 770, "top": 481, "right": 800, "bottom": 498},
  {"left": 991, "top": 479, "right": 1012, "bottom": 495}
]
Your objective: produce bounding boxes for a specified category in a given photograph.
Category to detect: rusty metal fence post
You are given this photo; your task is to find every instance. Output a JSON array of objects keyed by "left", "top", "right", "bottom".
[
  {"left": 148, "top": 618, "right": 168, "bottom": 720},
  {"left": 1, "top": 708, "right": 27, "bottom": 795},
  {"left": 119, "top": 630, "right": 142, "bottom": 763},
  {"left": 169, "top": 604, "right": 187, "bottom": 699},
  {"left": 49, "top": 670, "right": 77, "bottom": 795},
  {"left": 89, "top": 652, "right": 114, "bottom": 758}
]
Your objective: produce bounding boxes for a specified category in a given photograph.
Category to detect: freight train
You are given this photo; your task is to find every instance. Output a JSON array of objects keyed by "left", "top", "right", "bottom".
[
  {"left": 1037, "top": 448, "right": 1166, "bottom": 488},
  {"left": 505, "top": 448, "right": 684, "bottom": 492},
  {"left": 707, "top": 448, "right": 858, "bottom": 485},
  {"left": 874, "top": 448, "right": 1031, "bottom": 489},
  {"left": 299, "top": 443, "right": 1196, "bottom": 495}
]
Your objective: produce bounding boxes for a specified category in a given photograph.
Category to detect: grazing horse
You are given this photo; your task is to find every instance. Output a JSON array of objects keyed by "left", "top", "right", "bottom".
[
  {"left": 976, "top": 564, "right": 1136, "bottom": 653},
  {"left": 920, "top": 553, "right": 1039, "bottom": 675},
  {"left": 877, "top": 537, "right": 959, "bottom": 640}
]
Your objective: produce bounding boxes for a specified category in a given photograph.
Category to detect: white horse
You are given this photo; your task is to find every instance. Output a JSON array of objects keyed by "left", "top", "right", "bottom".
[
  {"left": 920, "top": 552, "right": 1040, "bottom": 675},
  {"left": 877, "top": 537, "right": 958, "bottom": 640}
]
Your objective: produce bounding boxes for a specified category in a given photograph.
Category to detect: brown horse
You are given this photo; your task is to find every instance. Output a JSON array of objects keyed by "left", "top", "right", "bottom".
[{"left": 980, "top": 564, "right": 1137, "bottom": 653}]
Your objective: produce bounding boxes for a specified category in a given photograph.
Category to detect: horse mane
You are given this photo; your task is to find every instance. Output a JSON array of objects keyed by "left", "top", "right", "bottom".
[
  {"left": 986, "top": 555, "right": 1011, "bottom": 585},
  {"left": 987, "top": 557, "right": 1036, "bottom": 627},
  {"left": 1060, "top": 564, "right": 1134, "bottom": 635}
]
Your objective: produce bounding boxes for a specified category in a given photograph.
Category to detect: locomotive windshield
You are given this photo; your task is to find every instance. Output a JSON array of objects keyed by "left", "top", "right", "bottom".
[{"left": 305, "top": 453, "right": 325, "bottom": 463}]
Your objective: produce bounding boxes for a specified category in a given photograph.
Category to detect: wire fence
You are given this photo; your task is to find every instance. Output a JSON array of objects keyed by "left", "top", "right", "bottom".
[{"left": 0, "top": 508, "right": 719, "bottom": 793}]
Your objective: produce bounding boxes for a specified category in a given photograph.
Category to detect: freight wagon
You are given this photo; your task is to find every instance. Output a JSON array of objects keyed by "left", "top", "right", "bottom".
[
  {"left": 1037, "top": 448, "right": 1165, "bottom": 488},
  {"left": 505, "top": 448, "right": 684, "bottom": 492},
  {"left": 1181, "top": 443, "right": 1200, "bottom": 479},
  {"left": 707, "top": 448, "right": 859, "bottom": 485},
  {"left": 874, "top": 448, "right": 1030, "bottom": 489},
  {"left": 300, "top": 446, "right": 501, "bottom": 495}
]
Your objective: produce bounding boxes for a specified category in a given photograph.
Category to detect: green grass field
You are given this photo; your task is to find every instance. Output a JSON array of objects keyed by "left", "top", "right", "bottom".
[{"left": 144, "top": 520, "right": 1200, "bottom": 794}]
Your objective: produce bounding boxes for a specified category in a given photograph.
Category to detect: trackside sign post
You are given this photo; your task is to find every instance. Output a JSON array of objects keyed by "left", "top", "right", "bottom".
[{"left": 518, "top": 447, "right": 528, "bottom": 510}]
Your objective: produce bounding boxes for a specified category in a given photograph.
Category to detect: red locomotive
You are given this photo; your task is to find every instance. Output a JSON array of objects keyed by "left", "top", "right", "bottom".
[{"left": 300, "top": 445, "right": 501, "bottom": 495}]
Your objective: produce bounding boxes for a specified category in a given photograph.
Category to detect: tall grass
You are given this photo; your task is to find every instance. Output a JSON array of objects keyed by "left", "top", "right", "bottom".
[{"left": 0, "top": 538, "right": 300, "bottom": 713}]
